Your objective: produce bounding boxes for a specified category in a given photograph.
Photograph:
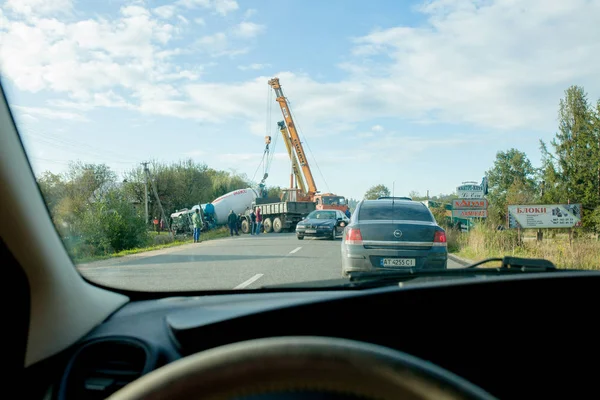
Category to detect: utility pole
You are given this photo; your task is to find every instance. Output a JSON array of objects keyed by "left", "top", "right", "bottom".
[
  {"left": 537, "top": 180, "right": 545, "bottom": 242},
  {"left": 141, "top": 162, "right": 149, "bottom": 225},
  {"left": 144, "top": 166, "right": 172, "bottom": 236}
]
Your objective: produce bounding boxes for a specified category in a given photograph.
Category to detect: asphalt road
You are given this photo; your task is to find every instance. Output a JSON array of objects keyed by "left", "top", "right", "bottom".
[{"left": 78, "top": 233, "right": 463, "bottom": 292}]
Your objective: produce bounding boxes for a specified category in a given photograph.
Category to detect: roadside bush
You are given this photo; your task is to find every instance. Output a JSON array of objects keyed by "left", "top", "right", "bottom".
[
  {"left": 76, "top": 190, "right": 148, "bottom": 254},
  {"left": 430, "top": 206, "right": 450, "bottom": 229},
  {"left": 454, "top": 224, "right": 600, "bottom": 270},
  {"left": 445, "top": 229, "right": 461, "bottom": 253},
  {"left": 153, "top": 234, "right": 175, "bottom": 245}
]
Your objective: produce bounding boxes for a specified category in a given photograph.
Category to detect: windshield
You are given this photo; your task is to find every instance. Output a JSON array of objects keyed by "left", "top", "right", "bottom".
[
  {"left": 321, "top": 196, "right": 345, "bottom": 206},
  {"left": 2, "top": 0, "right": 599, "bottom": 292},
  {"left": 359, "top": 202, "right": 434, "bottom": 222},
  {"left": 306, "top": 211, "right": 337, "bottom": 220}
]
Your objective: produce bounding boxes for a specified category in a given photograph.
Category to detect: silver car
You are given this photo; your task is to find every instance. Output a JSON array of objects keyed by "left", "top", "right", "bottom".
[{"left": 341, "top": 199, "right": 448, "bottom": 277}]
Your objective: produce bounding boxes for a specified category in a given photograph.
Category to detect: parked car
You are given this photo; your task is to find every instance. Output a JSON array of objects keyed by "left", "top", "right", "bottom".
[
  {"left": 341, "top": 199, "right": 447, "bottom": 276},
  {"left": 296, "top": 209, "right": 349, "bottom": 240}
]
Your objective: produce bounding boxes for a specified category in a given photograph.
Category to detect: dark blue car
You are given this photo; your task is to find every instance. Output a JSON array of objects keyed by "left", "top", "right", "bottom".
[{"left": 296, "top": 209, "right": 349, "bottom": 240}]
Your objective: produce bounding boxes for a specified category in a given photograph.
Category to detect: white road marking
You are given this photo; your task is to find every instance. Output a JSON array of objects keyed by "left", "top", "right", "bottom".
[
  {"left": 289, "top": 246, "right": 302, "bottom": 254},
  {"left": 234, "top": 273, "right": 264, "bottom": 289}
]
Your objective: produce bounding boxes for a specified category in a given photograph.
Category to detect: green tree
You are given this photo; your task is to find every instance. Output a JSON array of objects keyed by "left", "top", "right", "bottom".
[
  {"left": 538, "top": 140, "right": 563, "bottom": 203},
  {"left": 50, "top": 162, "right": 117, "bottom": 237},
  {"left": 549, "top": 86, "right": 600, "bottom": 228},
  {"left": 37, "top": 171, "right": 67, "bottom": 214},
  {"left": 122, "top": 159, "right": 228, "bottom": 219},
  {"left": 266, "top": 186, "right": 283, "bottom": 198},
  {"left": 486, "top": 149, "right": 537, "bottom": 224},
  {"left": 551, "top": 86, "right": 598, "bottom": 208},
  {"left": 364, "top": 184, "right": 390, "bottom": 200}
]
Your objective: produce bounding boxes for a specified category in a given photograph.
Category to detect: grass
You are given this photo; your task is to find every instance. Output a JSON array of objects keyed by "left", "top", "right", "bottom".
[
  {"left": 450, "top": 225, "right": 600, "bottom": 270},
  {"left": 74, "top": 227, "right": 230, "bottom": 264}
]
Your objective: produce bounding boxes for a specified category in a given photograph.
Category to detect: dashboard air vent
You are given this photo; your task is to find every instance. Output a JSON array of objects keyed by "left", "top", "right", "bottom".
[{"left": 61, "top": 338, "right": 149, "bottom": 400}]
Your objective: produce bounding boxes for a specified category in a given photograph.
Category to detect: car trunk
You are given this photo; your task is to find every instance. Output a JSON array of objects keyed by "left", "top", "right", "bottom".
[{"left": 359, "top": 221, "right": 438, "bottom": 250}]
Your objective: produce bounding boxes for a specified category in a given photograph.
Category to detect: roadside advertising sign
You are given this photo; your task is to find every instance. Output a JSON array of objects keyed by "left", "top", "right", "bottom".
[
  {"left": 507, "top": 204, "right": 582, "bottom": 229},
  {"left": 452, "top": 209, "right": 488, "bottom": 218},
  {"left": 452, "top": 199, "right": 488, "bottom": 209},
  {"left": 457, "top": 184, "right": 485, "bottom": 199}
]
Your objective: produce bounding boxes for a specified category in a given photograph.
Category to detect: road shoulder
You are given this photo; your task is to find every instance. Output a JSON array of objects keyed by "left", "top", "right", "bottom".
[{"left": 449, "top": 253, "right": 473, "bottom": 267}]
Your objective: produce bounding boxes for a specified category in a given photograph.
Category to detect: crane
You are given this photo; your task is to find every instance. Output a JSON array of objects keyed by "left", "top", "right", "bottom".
[
  {"left": 268, "top": 78, "right": 318, "bottom": 198},
  {"left": 277, "top": 120, "right": 308, "bottom": 199},
  {"left": 268, "top": 77, "right": 349, "bottom": 214}
]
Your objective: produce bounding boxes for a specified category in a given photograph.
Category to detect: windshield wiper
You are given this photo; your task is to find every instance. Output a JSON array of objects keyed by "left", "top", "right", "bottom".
[
  {"left": 259, "top": 257, "right": 565, "bottom": 290},
  {"left": 463, "top": 256, "right": 557, "bottom": 270},
  {"left": 346, "top": 256, "right": 560, "bottom": 287}
]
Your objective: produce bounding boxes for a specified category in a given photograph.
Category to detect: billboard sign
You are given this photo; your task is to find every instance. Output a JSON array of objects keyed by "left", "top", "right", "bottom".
[
  {"left": 452, "top": 199, "right": 488, "bottom": 209},
  {"left": 507, "top": 204, "right": 582, "bottom": 229},
  {"left": 457, "top": 184, "right": 485, "bottom": 199},
  {"left": 452, "top": 209, "right": 488, "bottom": 218}
]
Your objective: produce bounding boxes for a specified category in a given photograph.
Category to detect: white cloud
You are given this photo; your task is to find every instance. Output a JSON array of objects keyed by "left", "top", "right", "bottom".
[
  {"left": 0, "top": 3, "right": 199, "bottom": 110},
  {"left": 232, "top": 21, "right": 265, "bottom": 38},
  {"left": 176, "top": 0, "right": 211, "bottom": 8},
  {"left": 12, "top": 105, "right": 89, "bottom": 122},
  {"left": 194, "top": 17, "right": 206, "bottom": 25},
  {"left": 213, "top": 0, "right": 239, "bottom": 16},
  {"left": 175, "top": 0, "right": 238, "bottom": 16},
  {"left": 371, "top": 125, "right": 384, "bottom": 132},
  {"left": 350, "top": 0, "right": 600, "bottom": 131},
  {"left": 4, "top": 0, "right": 72, "bottom": 16},
  {"left": 238, "top": 63, "right": 271, "bottom": 71},
  {"left": 2, "top": 0, "right": 599, "bottom": 137},
  {"left": 244, "top": 9, "right": 257, "bottom": 19},
  {"left": 195, "top": 32, "right": 250, "bottom": 57},
  {"left": 153, "top": 5, "right": 176, "bottom": 19}
]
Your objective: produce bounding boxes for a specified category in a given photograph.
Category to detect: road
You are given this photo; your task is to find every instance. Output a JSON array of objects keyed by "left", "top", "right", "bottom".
[{"left": 78, "top": 233, "right": 463, "bottom": 291}]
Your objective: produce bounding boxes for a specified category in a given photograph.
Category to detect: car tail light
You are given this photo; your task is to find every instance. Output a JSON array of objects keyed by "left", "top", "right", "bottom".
[
  {"left": 433, "top": 231, "right": 447, "bottom": 246},
  {"left": 345, "top": 228, "right": 363, "bottom": 245}
]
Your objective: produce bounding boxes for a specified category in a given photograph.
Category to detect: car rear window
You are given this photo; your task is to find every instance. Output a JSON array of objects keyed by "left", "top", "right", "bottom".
[{"left": 358, "top": 202, "right": 434, "bottom": 222}]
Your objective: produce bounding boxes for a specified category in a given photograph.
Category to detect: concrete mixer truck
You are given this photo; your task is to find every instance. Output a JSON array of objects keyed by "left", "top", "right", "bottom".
[{"left": 206, "top": 188, "right": 259, "bottom": 225}]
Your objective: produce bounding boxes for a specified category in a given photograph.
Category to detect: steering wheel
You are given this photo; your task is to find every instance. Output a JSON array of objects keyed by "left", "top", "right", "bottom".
[{"left": 108, "top": 336, "right": 497, "bottom": 400}]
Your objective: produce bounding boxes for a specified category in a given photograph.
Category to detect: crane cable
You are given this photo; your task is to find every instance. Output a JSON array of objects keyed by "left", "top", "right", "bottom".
[
  {"left": 286, "top": 97, "right": 331, "bottom": 193},
  {"left": 264, "top": 89, "right": 279, "bottom": 177},
  {"left": 252, "top": 88, "right": 280, "bottom": 183}
]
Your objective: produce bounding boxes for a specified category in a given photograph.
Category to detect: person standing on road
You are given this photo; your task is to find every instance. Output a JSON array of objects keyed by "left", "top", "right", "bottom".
[
  {"left": 249, "top": 209, "right": 256, "bottom": 235},
  {"left": 192, "top": 209, "right": 203, "bottom": 243},
  {"left": 228, "top": 210, "right": 239, "bottom": 236},
  {"left": 255, "top": 207, "right": 262, "bottom": 235}
]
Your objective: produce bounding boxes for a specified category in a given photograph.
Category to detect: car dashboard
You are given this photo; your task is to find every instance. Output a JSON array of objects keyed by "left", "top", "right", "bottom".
[{"left": 40, "top": 272, "right": 600, "bottom": 400}]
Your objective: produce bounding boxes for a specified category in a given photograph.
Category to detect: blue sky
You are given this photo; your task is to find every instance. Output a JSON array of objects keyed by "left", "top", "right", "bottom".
[{"left": 1, "top": 0, "right": 599, "bottom": 200}]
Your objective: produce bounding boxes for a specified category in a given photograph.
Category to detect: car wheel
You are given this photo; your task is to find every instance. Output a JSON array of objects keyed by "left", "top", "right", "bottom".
[{"left": 297, "top": 235, "right": 304, "bottom": 240}]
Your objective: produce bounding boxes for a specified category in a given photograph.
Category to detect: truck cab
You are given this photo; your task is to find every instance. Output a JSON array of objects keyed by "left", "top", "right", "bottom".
[{"left": 314, "top": 193, "right": 349, "bottom": 214}]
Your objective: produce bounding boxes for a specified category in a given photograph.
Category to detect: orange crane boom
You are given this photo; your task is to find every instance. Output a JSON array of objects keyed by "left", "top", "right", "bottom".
[
  {"left": 268, "top": 78, "right": 318, "bottom": 198},
  {"left": 278, "top": 121, "right": 307, "bottom": 195},
  {"left": 268, "top": 77, "right": 349, "bottom": 214}
]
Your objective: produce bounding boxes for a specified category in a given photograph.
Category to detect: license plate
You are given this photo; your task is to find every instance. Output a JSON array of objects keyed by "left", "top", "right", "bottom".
[
  {"left": 381, "top": 258, "right": 416, "bottom": 267},
  {"left": 305, "top": 229, "right": 316, "bottom": 233}
]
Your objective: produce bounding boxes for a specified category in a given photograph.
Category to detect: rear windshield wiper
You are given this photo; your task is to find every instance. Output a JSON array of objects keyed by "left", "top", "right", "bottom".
[{"left": 347, "top": 256, "right": 561, "bottom": 286}]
